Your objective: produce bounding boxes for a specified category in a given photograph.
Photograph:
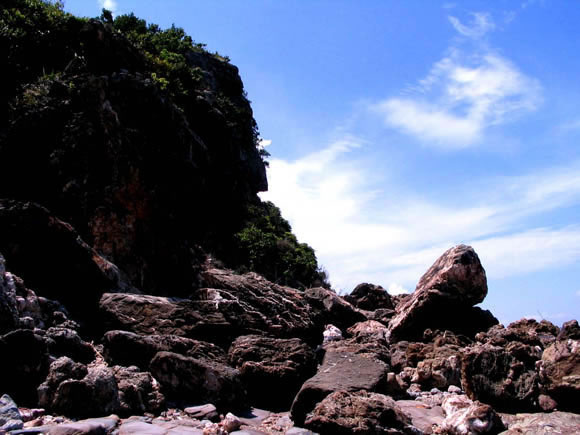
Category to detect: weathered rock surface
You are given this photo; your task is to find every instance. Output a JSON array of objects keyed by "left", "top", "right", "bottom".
[
  {"left": 440, "top": 394, "right": 503, "bottom": 434},
  {"left": 396, "top": 399, "right": 445, "bottom": 434},
  {"left": 558, "top": 319, "right": 580, "bottom": 340},
  {"left": 103, "top": 330, "right": 227, "bottom": 369},
  {"left": 303, "top": 287, "right": 366, "bottom": 331},
  {"left": 0, "top": 394, "right": 23, "bottom": 432},
  {"left": 387, "top": 245, "right": 493, "bottom": 341},
  {"left": 461, "top": 342, "right": 541, "bottom": 412},
  {"left": 499, "top": 411, "right": 580, "bottom": 434},
  {"left": 101, "top": 268, "right": 323, "bottom": 346},
  {"left": 228, "top": 335, "right": 318, "bottom": 410},
  {"left": 150, "top": 351, "right": 246, "bottom": 409},
  {"left": 476, "top": 318, "right": 560, "bottom": 349},
  {"left": 45, "top": 327, "right": 96, "bottom": 364},
  {"left": 538, "top": 337, "right": 580, "bottom": 412},
  {"left": 343, "top": 283, "right": 394, "bottom": 311},
  {"left": 303, "top": 390, "right": 411, "bottom": 434},
  {"left": 113, "top": 365, "right": 165, "bottom": 416},
  {"left": 291, "top": 352, "right": 390, "bottom": 426}
]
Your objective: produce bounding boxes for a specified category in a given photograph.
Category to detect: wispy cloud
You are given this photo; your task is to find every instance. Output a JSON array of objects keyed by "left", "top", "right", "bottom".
[
  {"left": 448, "top": 13, "right": 495, "bottom": 39},
  {"left": 374, "top": 13, "right": 541, "bottom": 148},
  {"left": 98, "top": 0, "right": 118, "bottom": 13},
  {"left": 261, "top": 142, "right": 580, "bottom": 293}
]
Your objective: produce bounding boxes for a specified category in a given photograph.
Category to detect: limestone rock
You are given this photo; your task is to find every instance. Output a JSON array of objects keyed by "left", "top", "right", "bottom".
[
  {"left": 303, "top": 390, "right": 411, "bottom": 434},
  {"left": 343, "top": 283, "right": 394, "bottom": 311},
  {"left": 291, "top": 352, "right": 390, "bottom": 426},
  {"left": 387, "top": 245, "right": 493, "bottom": 341},
  {"left": 228, "top": 335, "right": 317, "bottom": 410},
  {"left": 150, "top": 351, "right": 246, "bottom": 409}
]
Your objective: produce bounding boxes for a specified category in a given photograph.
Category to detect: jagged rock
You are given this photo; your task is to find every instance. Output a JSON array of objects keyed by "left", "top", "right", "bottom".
[
  {"left": 150, "top": 351, "right": 246, "bottom": 409},
  {"left": 440, "top": 394, "right": 503, "bottom": 434},
  {"left": 227, "top": 335, "right": 317, "bottom": 410},
  {"left": 461, "top": 342, "right": 541, "bottom": 412},
  {"left": 343, "top": 283, "right": 394, "bottom": 311},
  {"left": 499, "top": 411, "right": 580, "bottom": 434},
  {"left": 113, "top": 365, "right": 165, "bottom": 416},
  {"left": 101, "top": 268, "right": 322, "bottom": 346},
  {"left": 0, "top": 329, "right": 50, "bottom": 406},
  {"left": 558, "top": 319, "right": 580, "bottom": 340},
  {"left": 0, "top": 200, "right": 134, "bottom": 333},
  {"left": 537, "top": 337, "right": 580, "bottom": 412},
  {"left": 0, "top": 394, "right": 23, "bottom": 432},
  {"left": 38, "top": 356, "right": 89, "bottom": 409},
  {"left": 387, "top": 245, "right": 493, "bottom": 341},
  {"left": 304, "top": 287, "right": 366, "bottom": 331},
  {"left": 103, "top": 330, "right": 227, "bottom": 369},
  {"left": 303, "top": 390, "right": 411, "bottom": 434},
  {"left": 476, "top": 318, "right": 560, "bottom": 349},
  {"left": 347, "top": 320, "right": 389, "bottom": 341},
  {"left": 291, "top": 352, "right": 390, "bottom": 426},
  {"left": 45, "top": 327, "right": 96, "bottom": 363}
]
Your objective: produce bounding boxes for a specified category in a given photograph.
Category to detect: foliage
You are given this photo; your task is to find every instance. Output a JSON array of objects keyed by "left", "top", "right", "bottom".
[{"left": 234, "top": 201, "right": 330, "bottom": 289}]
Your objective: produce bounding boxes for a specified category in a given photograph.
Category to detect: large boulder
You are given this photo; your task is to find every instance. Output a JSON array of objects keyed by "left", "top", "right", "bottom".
[
  {"left": 101, "top": 267, "right": 322, "bottom": 346},
  {"left": 303, "top": 390, "right": 411, "bottom": 434},
  {"left": 537, "top": 337, "right": 580, "bottom": 412},
  {"left": 149, "top": 351, "right": 246, "bottom": 409},
  {"left": 343, "top": 283, "right": 394, "bottom": 311},
  {"left": 461, "top": 342, "right": 541, "bottom": 412},
  {"left": 0, "top": 329, "right": 50, "bottom": 406},
  {"left": 291, "top": 352, "right": 390, "bottom": 426},
  {"left": 0, "top": 200, "right": 133, "bottom": 333},
  {"left": 103, "top": 330, "right": 226, "bottom": 369},
  {"left": 304, "top": 287, "right": 366, "bottom": 331},
  {"left": 387, "top": 245, "right": 494, "bottom": 341},
  {"left": 227, "top": 335, "right": 318, "bottom": 410}
]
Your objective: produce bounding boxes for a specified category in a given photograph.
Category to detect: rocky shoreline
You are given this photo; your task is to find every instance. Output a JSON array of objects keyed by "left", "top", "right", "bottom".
[{"left": 1, "top": 238, "right": 579, "bottom": 434}]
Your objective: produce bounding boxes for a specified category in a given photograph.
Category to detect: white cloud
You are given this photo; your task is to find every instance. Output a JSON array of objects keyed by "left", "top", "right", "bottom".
[
  {"left": 98, "top": 0, "right": 117, "bottom": 13},
  {"left": 388, "top": 283, "right": 410, "bottom": 295},
  {"left": 375, "top": 13, "right": 541, "bottom": 148},
  {"left": 261, "top": 142, "right": 580, "bottom": 293},
  {"left": 259, "top": 139, "right": 272, "bottom": 148},
  {"left": 448, "top": 13, "right": 495, "bottom": 39}
]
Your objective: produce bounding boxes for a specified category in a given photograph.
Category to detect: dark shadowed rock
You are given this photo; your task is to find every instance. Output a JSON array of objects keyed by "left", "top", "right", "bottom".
[
  {"left": 150, "top": 351, "right": 246, "bottom": 409},
  {"left": 291, "top": 352, "right": 390, "bottom": 426},
  {"left": 0, "top": 329, "right": 50, "bottom": 406},
  {"left": 113, "top": 365, "right": 165, "bottom": 416},
  {"left": 103, "top": 330, "right": 226, "bottom": 369},
  {"left": 101, "top": 268, "right": 322, "bottom": 346},
  {"left": 344, "top": 283, "right": 394, "bottom": 311},
  {"left": 227, "top": 335, "right": 318, "bottom": 410},
  {"left": 537, "top": 337, "right": 580, "bottom": 412},
  {"left": 0, "top": 201, "right": 134, "bottom": 333},
  {"left": 387, "top": 245, "right": 492, "bottom": 341},
  {"left": 45, "top": 327, "right": 96, "bottom": 364},
  {"left": 461, "top": 342, "right": 541, "bottom": 412},
  {"left": 304, "top": 287, "right": 366, "bottom": 331},
  {"left": 0, "top": 253, "right": 19, "bottom": 334},
  {"left": 303, "top": 390, "right": 411, "bottom": 434},
  {"left": 558, "top": 319, "right": 580, "bottom": 340}
]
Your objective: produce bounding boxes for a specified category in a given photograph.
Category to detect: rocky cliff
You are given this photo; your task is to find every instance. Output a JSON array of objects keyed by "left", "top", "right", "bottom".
[{"left": 0, "top": 1, "right": 578, "bottom": 434}]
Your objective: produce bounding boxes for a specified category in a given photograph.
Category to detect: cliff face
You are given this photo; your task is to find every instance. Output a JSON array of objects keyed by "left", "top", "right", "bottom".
[{"left": 0, "top": 5, "right": 267, "bottom": 295}]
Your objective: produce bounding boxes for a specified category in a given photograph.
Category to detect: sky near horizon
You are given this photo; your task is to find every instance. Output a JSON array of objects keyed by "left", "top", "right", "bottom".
[{"left": 65, "top": 0, "right": 580, "bottom": 326}]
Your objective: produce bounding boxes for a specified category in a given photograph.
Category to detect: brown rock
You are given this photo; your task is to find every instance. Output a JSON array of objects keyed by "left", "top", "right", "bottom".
[
  {"left": 149, "top": 351, "right": 246, "bottom": 409},
  {"left": 476, "top": 318, "right": 559, "bottom": 349},
  {"left": 291, "top": 352, "right": 390, "bottom": 426},
  {"left": 440, "top": 394, "right": 503, "bottom": 434},
  {"left": 538, "top": 338, "right": 580, "bottom": 412},
  {"left": 387, "top": 245, "right": 494, "bottom": 341},
  {"left": 343, "top": 283, "right": 394, "bottom": 311},
  {"left": 558, "top": 319, "right": 580, "bottom": 340},
  {"left": 113, "top": 365, "right": 165, "bottom": 416},
  {"left": 303, "top": 390, "right": 411, "bottom": 434},
  {"left": 304, "top": 287, "right": 366, "bottom": 331},
  {"left": 228, "top": 335, "right": 317, "bottom": 410},
  {"left": 499, "top": 411, "right": 580, "bottom": 434}
]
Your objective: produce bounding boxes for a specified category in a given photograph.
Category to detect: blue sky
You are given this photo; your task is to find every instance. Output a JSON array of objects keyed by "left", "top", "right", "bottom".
[{"left": 65, "top": 1, "right": 580, "bottom": 326}]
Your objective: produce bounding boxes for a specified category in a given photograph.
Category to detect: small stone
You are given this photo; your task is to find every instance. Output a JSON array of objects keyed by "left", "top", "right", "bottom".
[
  {"left": 222, "top": 412, "right": 242, "bottom": 432},
  {"left": 322, "top": 324, "right": 342, "bottom": 342},
  {"left": 430, "top": 388, "right": 442, "bottom": 394},
  {"left": 538, "top": 394, "right": 558, "bottom": 412},
  {"left": 448, "top": 385, "right": 462, "bottom": 394}
]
